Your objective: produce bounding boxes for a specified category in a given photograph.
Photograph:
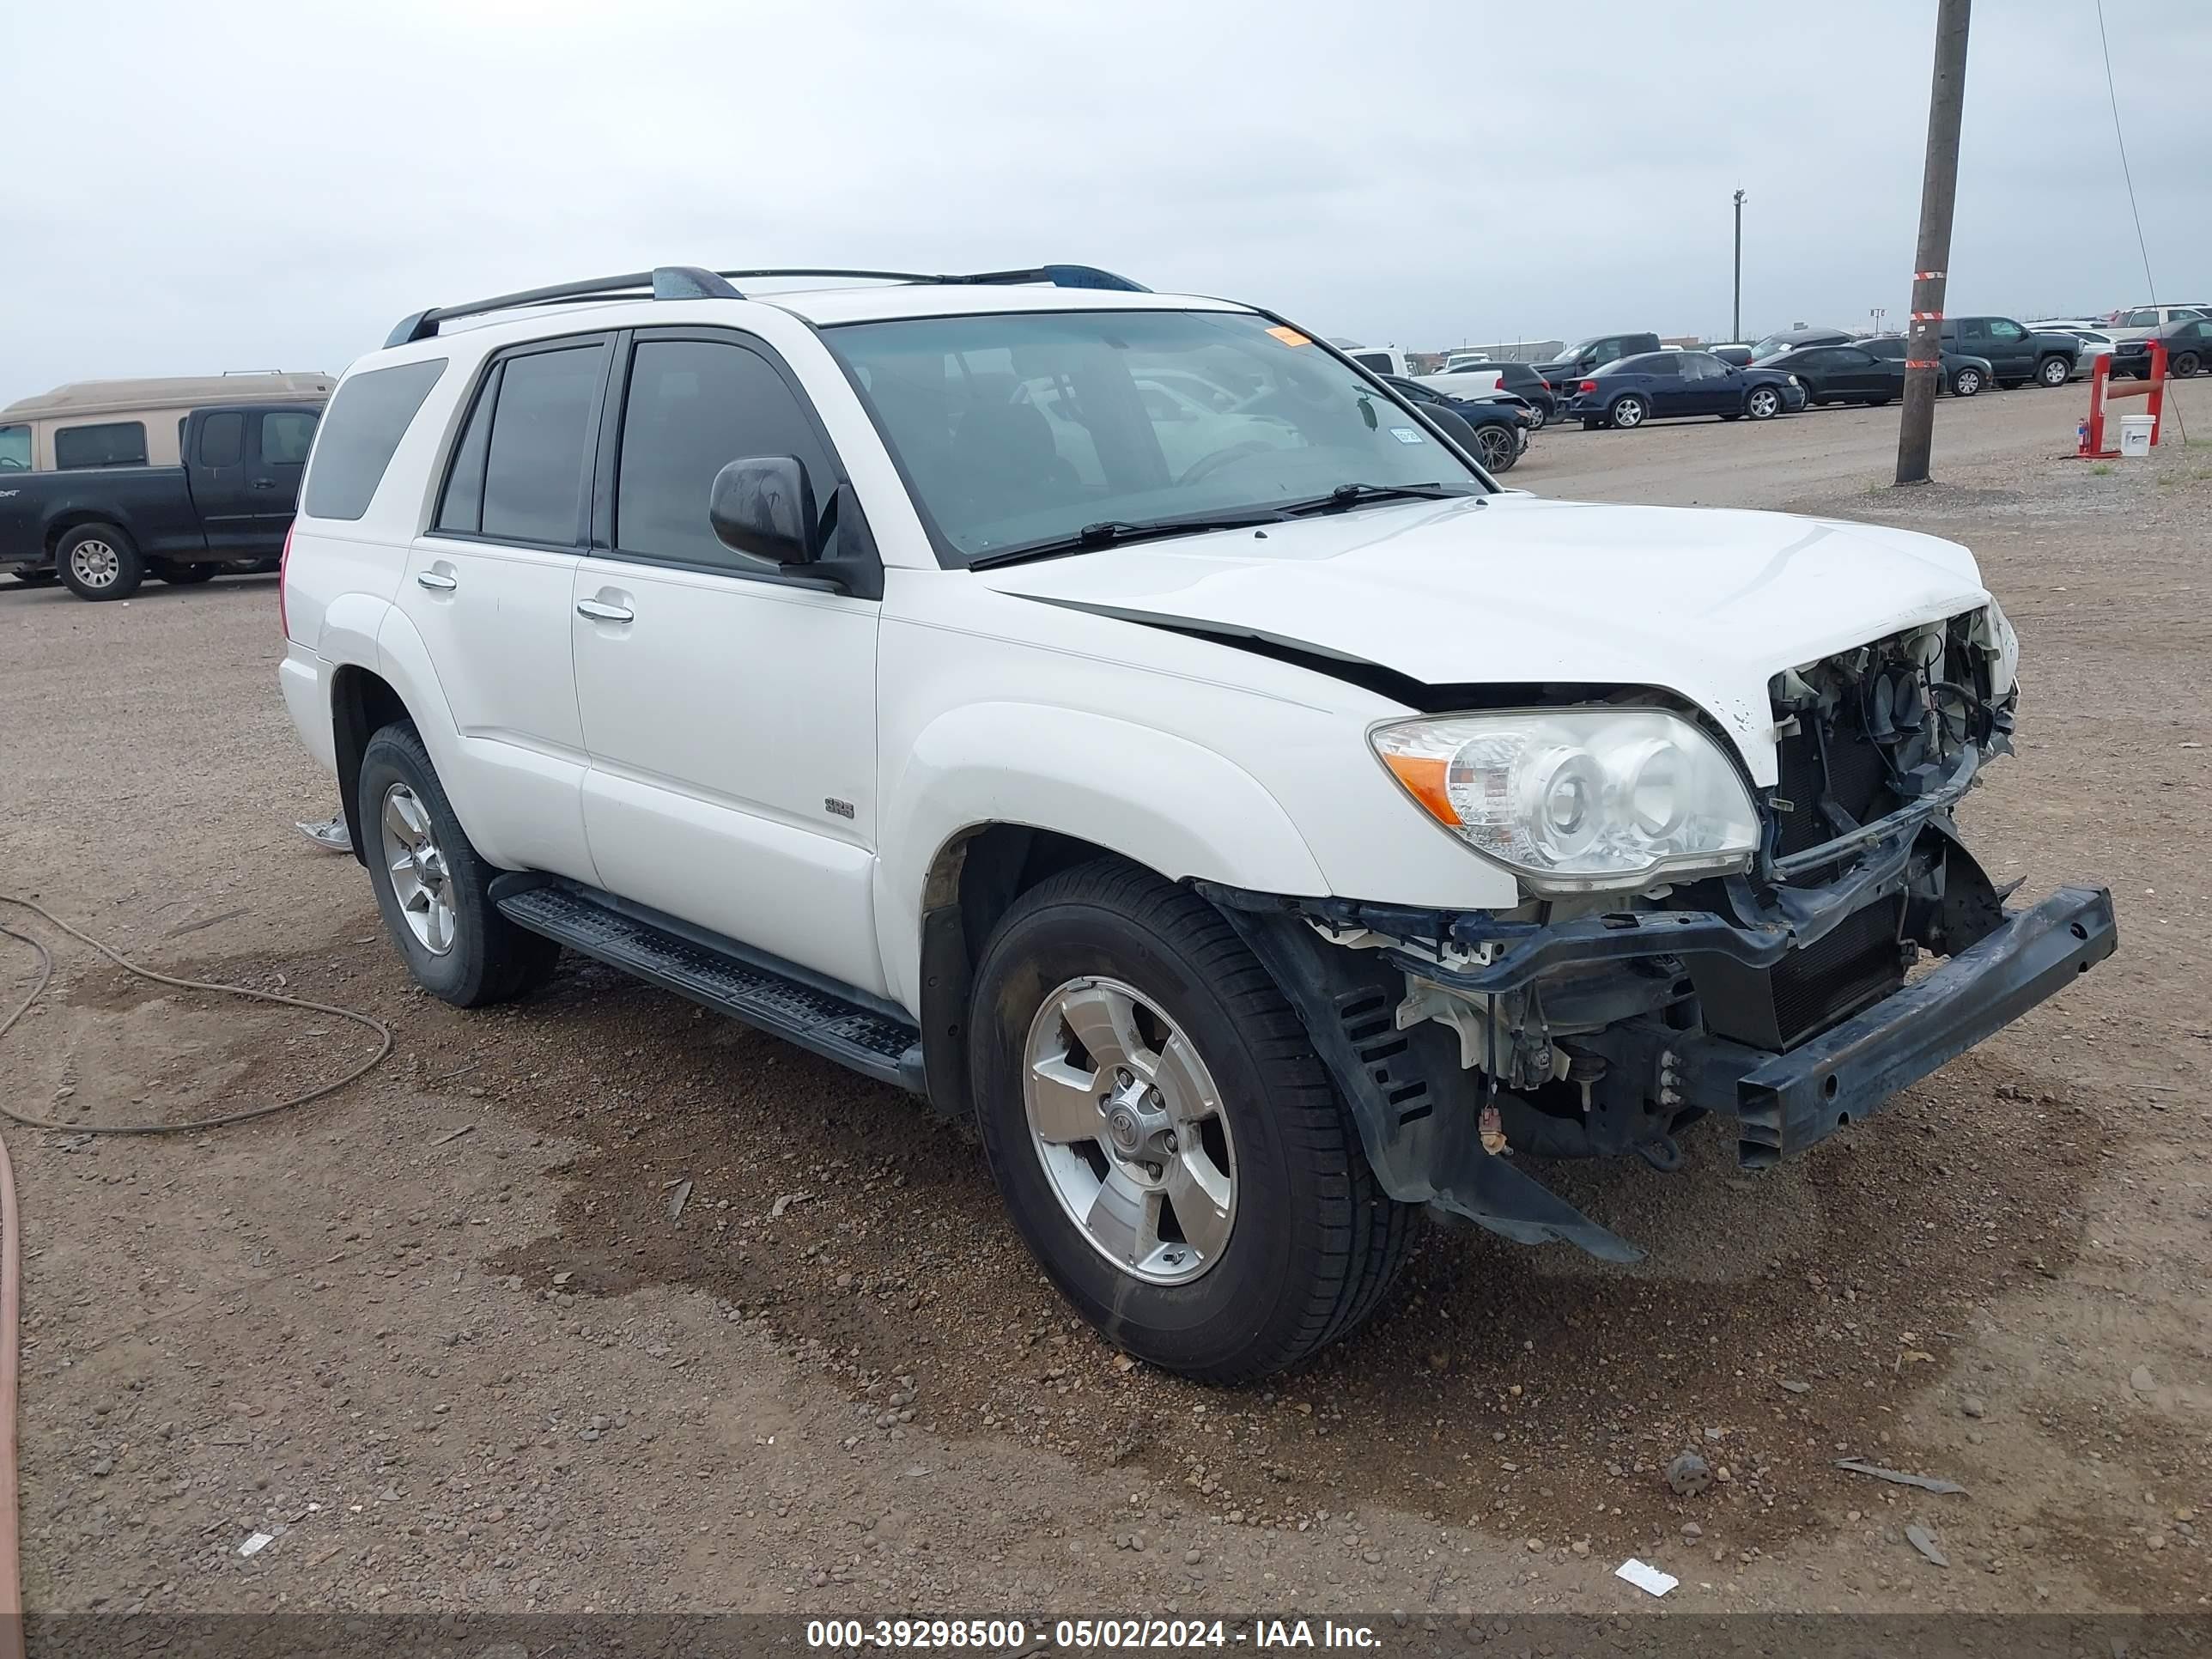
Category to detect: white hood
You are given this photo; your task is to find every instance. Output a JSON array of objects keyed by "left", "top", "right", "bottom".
[{"left": 975, "top": 493, "right": 1990, "bottom": 786}]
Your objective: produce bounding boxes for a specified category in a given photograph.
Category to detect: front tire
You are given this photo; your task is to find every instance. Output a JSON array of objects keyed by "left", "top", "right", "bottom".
[
  {"left": 1607, "top": 394, "right": 1647, "bottom": 429},
  {"left": 1743, "top": 386, "right": 1783, "bottom": 421},
  {"left": 2037, "top": 355, "right": 2071, "bottom": 387},
  {"left": 357, "top": 723, "right": 561, "bottom": 1008},
  {"left": 969, "top": 860, "right": 1416, "bottom": 1381},
  {"left": 57, "top": 523, "right": 143, "bottom": 601},
  {"left": 2172, "top": 350, "right": 2202, "bottom": 379}
]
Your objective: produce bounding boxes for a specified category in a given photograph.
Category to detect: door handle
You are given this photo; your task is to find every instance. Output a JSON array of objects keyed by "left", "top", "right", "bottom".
[
  {"left": 250, "top": 478, "right": 280, "bottom": 490},
  {"left": 575, "top": 599, "right": 634, "bottom": 623},
  {"left": 416, "top": 570, "right": 458, "bottom": 592}
]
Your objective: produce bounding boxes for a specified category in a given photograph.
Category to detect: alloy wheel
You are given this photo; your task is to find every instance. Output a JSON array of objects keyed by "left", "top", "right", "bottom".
[
  {"left": 380, "top": 782, "right": 459, "bottom": 955},
  {"left": 68, "top": 540, "right": 121, "bottom": 590},
  {"left": 1023, "top": 975, "right": 1237, "bottom": 1286},
  {"left": 1747, "top": 387, "right": 1780, "bottom": 419}
]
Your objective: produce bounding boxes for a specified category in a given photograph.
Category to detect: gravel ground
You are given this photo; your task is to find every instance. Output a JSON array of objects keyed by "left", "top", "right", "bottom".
[{"left": 0, "top": 380, "right": 2206, "bottom": 1621}]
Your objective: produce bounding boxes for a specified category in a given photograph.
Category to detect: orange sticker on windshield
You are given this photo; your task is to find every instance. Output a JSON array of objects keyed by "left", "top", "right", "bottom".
[{"left": 1267, "top": 325, "right": 1312, "bottom": 347}]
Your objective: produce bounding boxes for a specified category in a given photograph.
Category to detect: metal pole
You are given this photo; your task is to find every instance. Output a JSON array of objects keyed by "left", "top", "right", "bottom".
[
  {"left": 1897, "top": 0, "right": 1972, "bottom": 485},
  {"left": 1732, "top": 189, "right": 1744, "bottom": 343}
]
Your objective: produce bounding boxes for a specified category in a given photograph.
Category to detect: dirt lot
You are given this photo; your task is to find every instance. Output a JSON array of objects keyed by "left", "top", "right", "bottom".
[{"left": 1, "top": 381, "right": 2206, "bottom": 1624}]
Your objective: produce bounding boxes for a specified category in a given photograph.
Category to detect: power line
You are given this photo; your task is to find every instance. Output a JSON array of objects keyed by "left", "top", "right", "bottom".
[{"left": 2094, "top": 0, "right": 2157, "bottom": 304}]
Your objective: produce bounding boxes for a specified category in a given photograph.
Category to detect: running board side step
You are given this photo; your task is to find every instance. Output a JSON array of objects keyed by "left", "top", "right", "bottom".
[{"left": 492, "top": 878, "right": 927, "bottom": 1095}]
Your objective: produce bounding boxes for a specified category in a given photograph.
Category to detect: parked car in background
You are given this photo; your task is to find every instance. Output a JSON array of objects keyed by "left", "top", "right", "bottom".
[
  {"left": 1857, "top": 333, "right": 1997, "bottom": 397},
  {"left": 1747, "top": 325, "right": 1855, "bottom": 361},
  {"left": 2111, "top": 317, "right": 2209, "bottom": 380},
  {"left": 1707, "top": 344, "right": 1755, "bottom": 368},
  {"left": 2031, "top": 324, "right": 2116, "bottom": 373},
  {"left": 1936, "top": 317, "right": 2077, "bottom": 388},
  {"left": 0, "top": 399, "right": 324, "bottom": 597},
  {"left": 1434, "top": 359, "right": 1557, "bottom": 426},
  {"left": 1756, "top": 343, "right": 1901, "bottom": 407},
  {"left": 1534, "top": 332, "right": 1662, "bottom": 395},
  {"left": 2107, "top": 304, "right": 2209, "bottom": 342},
  {"left": 1564, "top": 349, "right": 1805, "bottom": 428},
  {"left": 1343, "top": 345, "right": 1418, "bottom": 378},
  {"left": 1382, "top": 374, "right": 1529, "bottom": 471}
]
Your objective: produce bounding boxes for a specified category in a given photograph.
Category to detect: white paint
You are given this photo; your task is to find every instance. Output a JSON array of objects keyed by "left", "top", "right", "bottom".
[{"left": 279, "top": 281, "right": 2008, "bottom": 1024}]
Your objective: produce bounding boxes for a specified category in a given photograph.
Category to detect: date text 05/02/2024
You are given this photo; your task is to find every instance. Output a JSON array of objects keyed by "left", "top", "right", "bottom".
[{"left": 804, "top": 1618, "right": 1382, "bottom": 1650}]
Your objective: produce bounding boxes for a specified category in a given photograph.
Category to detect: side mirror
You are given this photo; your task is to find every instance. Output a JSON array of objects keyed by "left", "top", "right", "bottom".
[{"left": 709, "top": 456, "right": 817, "bottom": 565}]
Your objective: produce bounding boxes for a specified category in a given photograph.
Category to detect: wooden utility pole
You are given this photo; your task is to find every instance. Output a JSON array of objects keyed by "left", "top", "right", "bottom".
[
  {"left": 1897, "top": 0, "right": 1972, "bottom": 485},
  {"left": 1732, "top": 189, "right": 1746, "bottom": 343}
]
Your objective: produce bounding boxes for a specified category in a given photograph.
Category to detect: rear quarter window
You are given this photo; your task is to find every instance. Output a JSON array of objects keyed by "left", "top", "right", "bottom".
[
  {"left": 302, "top": 359, "right": 447, "bottom": 521},
  {"left": 54, "top": 422, "right": 148, "bottom": 470}
]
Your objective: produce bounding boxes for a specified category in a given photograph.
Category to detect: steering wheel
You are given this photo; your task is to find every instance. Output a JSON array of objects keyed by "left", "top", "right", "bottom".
[{"left": 1176, "top": 440, "right": 1279, "bottom": 488}]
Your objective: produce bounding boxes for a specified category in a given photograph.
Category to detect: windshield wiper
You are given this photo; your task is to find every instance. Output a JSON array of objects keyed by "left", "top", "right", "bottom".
[
  {"left": 967, "top": 507, "right": 1294, "bottom": 570},
  {"left": 1281, "top": 482, "right": 1478, "bottom": 516}
]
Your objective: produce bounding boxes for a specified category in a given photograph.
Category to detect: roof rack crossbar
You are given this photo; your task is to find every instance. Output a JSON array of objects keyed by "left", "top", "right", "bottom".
[{"left": 385, "top": 265, "right": 745, "bottom": 348}]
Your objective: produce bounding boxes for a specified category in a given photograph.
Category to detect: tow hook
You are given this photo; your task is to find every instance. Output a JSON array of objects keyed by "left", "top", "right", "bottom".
[{"left": 1638, "top": 1135, "right": 1685, "bottom": 1173}]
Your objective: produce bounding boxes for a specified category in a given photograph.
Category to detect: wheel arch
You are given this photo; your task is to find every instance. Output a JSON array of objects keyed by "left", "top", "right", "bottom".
[
  {"left": 886, "top": 708, "right": 1332, "bottom": 1116},
  {"left": 329, "top": 662, "right": 414, "bottom": 864}
]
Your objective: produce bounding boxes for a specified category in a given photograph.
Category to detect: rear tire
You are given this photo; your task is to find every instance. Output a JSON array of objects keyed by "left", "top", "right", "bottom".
[
  {"left": 1607, "top": 394, "right": 1647, "bottom": 429},
  {"left": 57, "top": 523, "right": 143, "bottom": 601},
  {"left": 1950, "top": 366, "right": 1984, "bottom": 397},
  {"left": 357, "top": 722, "right": 562, "bottom": 1008},
  {"left": 2173, "top": 350, "right": 2202, "bottom": 379},
  {"left": 968, "top": 860, "right": 1416, "bottom": 1381},
  {"left": 1471, "top": 423, "right": 1519, "bottom": 473}
]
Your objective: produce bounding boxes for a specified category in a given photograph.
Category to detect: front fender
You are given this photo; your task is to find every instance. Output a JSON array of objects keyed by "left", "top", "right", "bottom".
[{"left": 875, "top": 702, "right": 1329, "bottom": 1011}]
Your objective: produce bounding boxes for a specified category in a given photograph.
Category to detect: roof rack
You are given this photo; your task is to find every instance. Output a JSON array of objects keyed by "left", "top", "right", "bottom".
[{"left": 383, "top": 263, "right": 1150, "bottom": 347}]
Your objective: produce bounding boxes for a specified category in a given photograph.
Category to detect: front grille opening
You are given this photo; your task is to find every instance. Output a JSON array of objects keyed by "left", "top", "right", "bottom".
[{"left": 1689, "top": 896, "right": 1906, "bottom": 1050}]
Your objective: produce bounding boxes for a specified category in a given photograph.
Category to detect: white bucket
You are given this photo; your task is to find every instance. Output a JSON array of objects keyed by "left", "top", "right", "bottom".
[{"left": 2118, "top": 413, "right": 2156, "bottom": 457}]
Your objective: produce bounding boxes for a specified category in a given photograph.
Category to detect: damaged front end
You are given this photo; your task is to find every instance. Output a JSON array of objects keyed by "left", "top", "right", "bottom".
[{"left": 1202, "top": 608, "right": 2115, "bottom": 1261}]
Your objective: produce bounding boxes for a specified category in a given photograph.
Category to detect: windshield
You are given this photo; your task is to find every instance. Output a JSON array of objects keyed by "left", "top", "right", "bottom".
[
  {"left": 1556, "top": 338, "right": 1601, "bottom": 362},
  {"left": 824, "top": 309, "right": 1488, "bottom": 565},
  {"left": 0, "top": 424, "right": 27, "bottom": 471}
]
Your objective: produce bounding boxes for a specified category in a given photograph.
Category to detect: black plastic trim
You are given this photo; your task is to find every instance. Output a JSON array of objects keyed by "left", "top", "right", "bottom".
[
  {"left": 490, "top": 875, "right": 926, "bottom": 1093},
  {"left": 1672, "top": 885, "right": 2117, "bottom": 1168}
]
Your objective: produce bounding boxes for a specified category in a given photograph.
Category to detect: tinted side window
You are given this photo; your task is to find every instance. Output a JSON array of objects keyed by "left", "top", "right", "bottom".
[
  {"left": 615, "top": 337, "right": 834, "bottom": 569},
  {"left": 1639, "top": 355, "right": 1681, "bottom": 378},
  {"left": 198, "top": 411, "right": 244, "bottom": 467},
  {"left": 54, "top": 422, "right": 148, "bottom": 470},
  {"left": 480, "top": 346, "right": 605, "bottom": 545},
  {"left": 435, "top": 365, "right": 500, "bottom": 535},
  {"left": 1988, "top": 319, "right": 2025, "bottom": 342},
  {"left": 1351, "top": 352, "right": 1392, "bottom": 373},
  {"left": 260, "top": 411, "right": 318, "bottom": 465},
  {"left": 303, "top": 358, "right": 447, "bottom": 520}
]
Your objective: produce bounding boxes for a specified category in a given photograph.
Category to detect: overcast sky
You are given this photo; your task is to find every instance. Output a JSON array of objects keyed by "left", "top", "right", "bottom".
[{"left": 4, "top": 0, "right": 2208, "bottom": 401}]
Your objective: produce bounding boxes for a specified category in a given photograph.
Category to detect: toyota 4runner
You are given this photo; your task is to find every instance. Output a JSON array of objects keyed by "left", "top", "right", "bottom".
[{"left": 278, "top": 262, "right": 2117, "bottom": 1381}]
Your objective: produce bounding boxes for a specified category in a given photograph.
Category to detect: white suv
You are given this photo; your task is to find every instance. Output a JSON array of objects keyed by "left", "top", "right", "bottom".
[{"left": 279, "top": 262, "right": 2115, "bottom": 1381}]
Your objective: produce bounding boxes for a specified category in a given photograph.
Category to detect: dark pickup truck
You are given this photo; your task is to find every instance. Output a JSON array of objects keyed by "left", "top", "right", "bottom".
[
  {"left": 1936, "top": 316, "right": 2080, "bottom": 388},
  {"left": 1, "top": 403, "right": 320, "bottom": 600}
]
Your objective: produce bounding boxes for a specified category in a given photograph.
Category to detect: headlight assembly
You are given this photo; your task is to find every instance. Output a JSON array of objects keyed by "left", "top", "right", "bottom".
[{"left": 1370, "top": 708, "right": 1760, "bottom": 892}]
